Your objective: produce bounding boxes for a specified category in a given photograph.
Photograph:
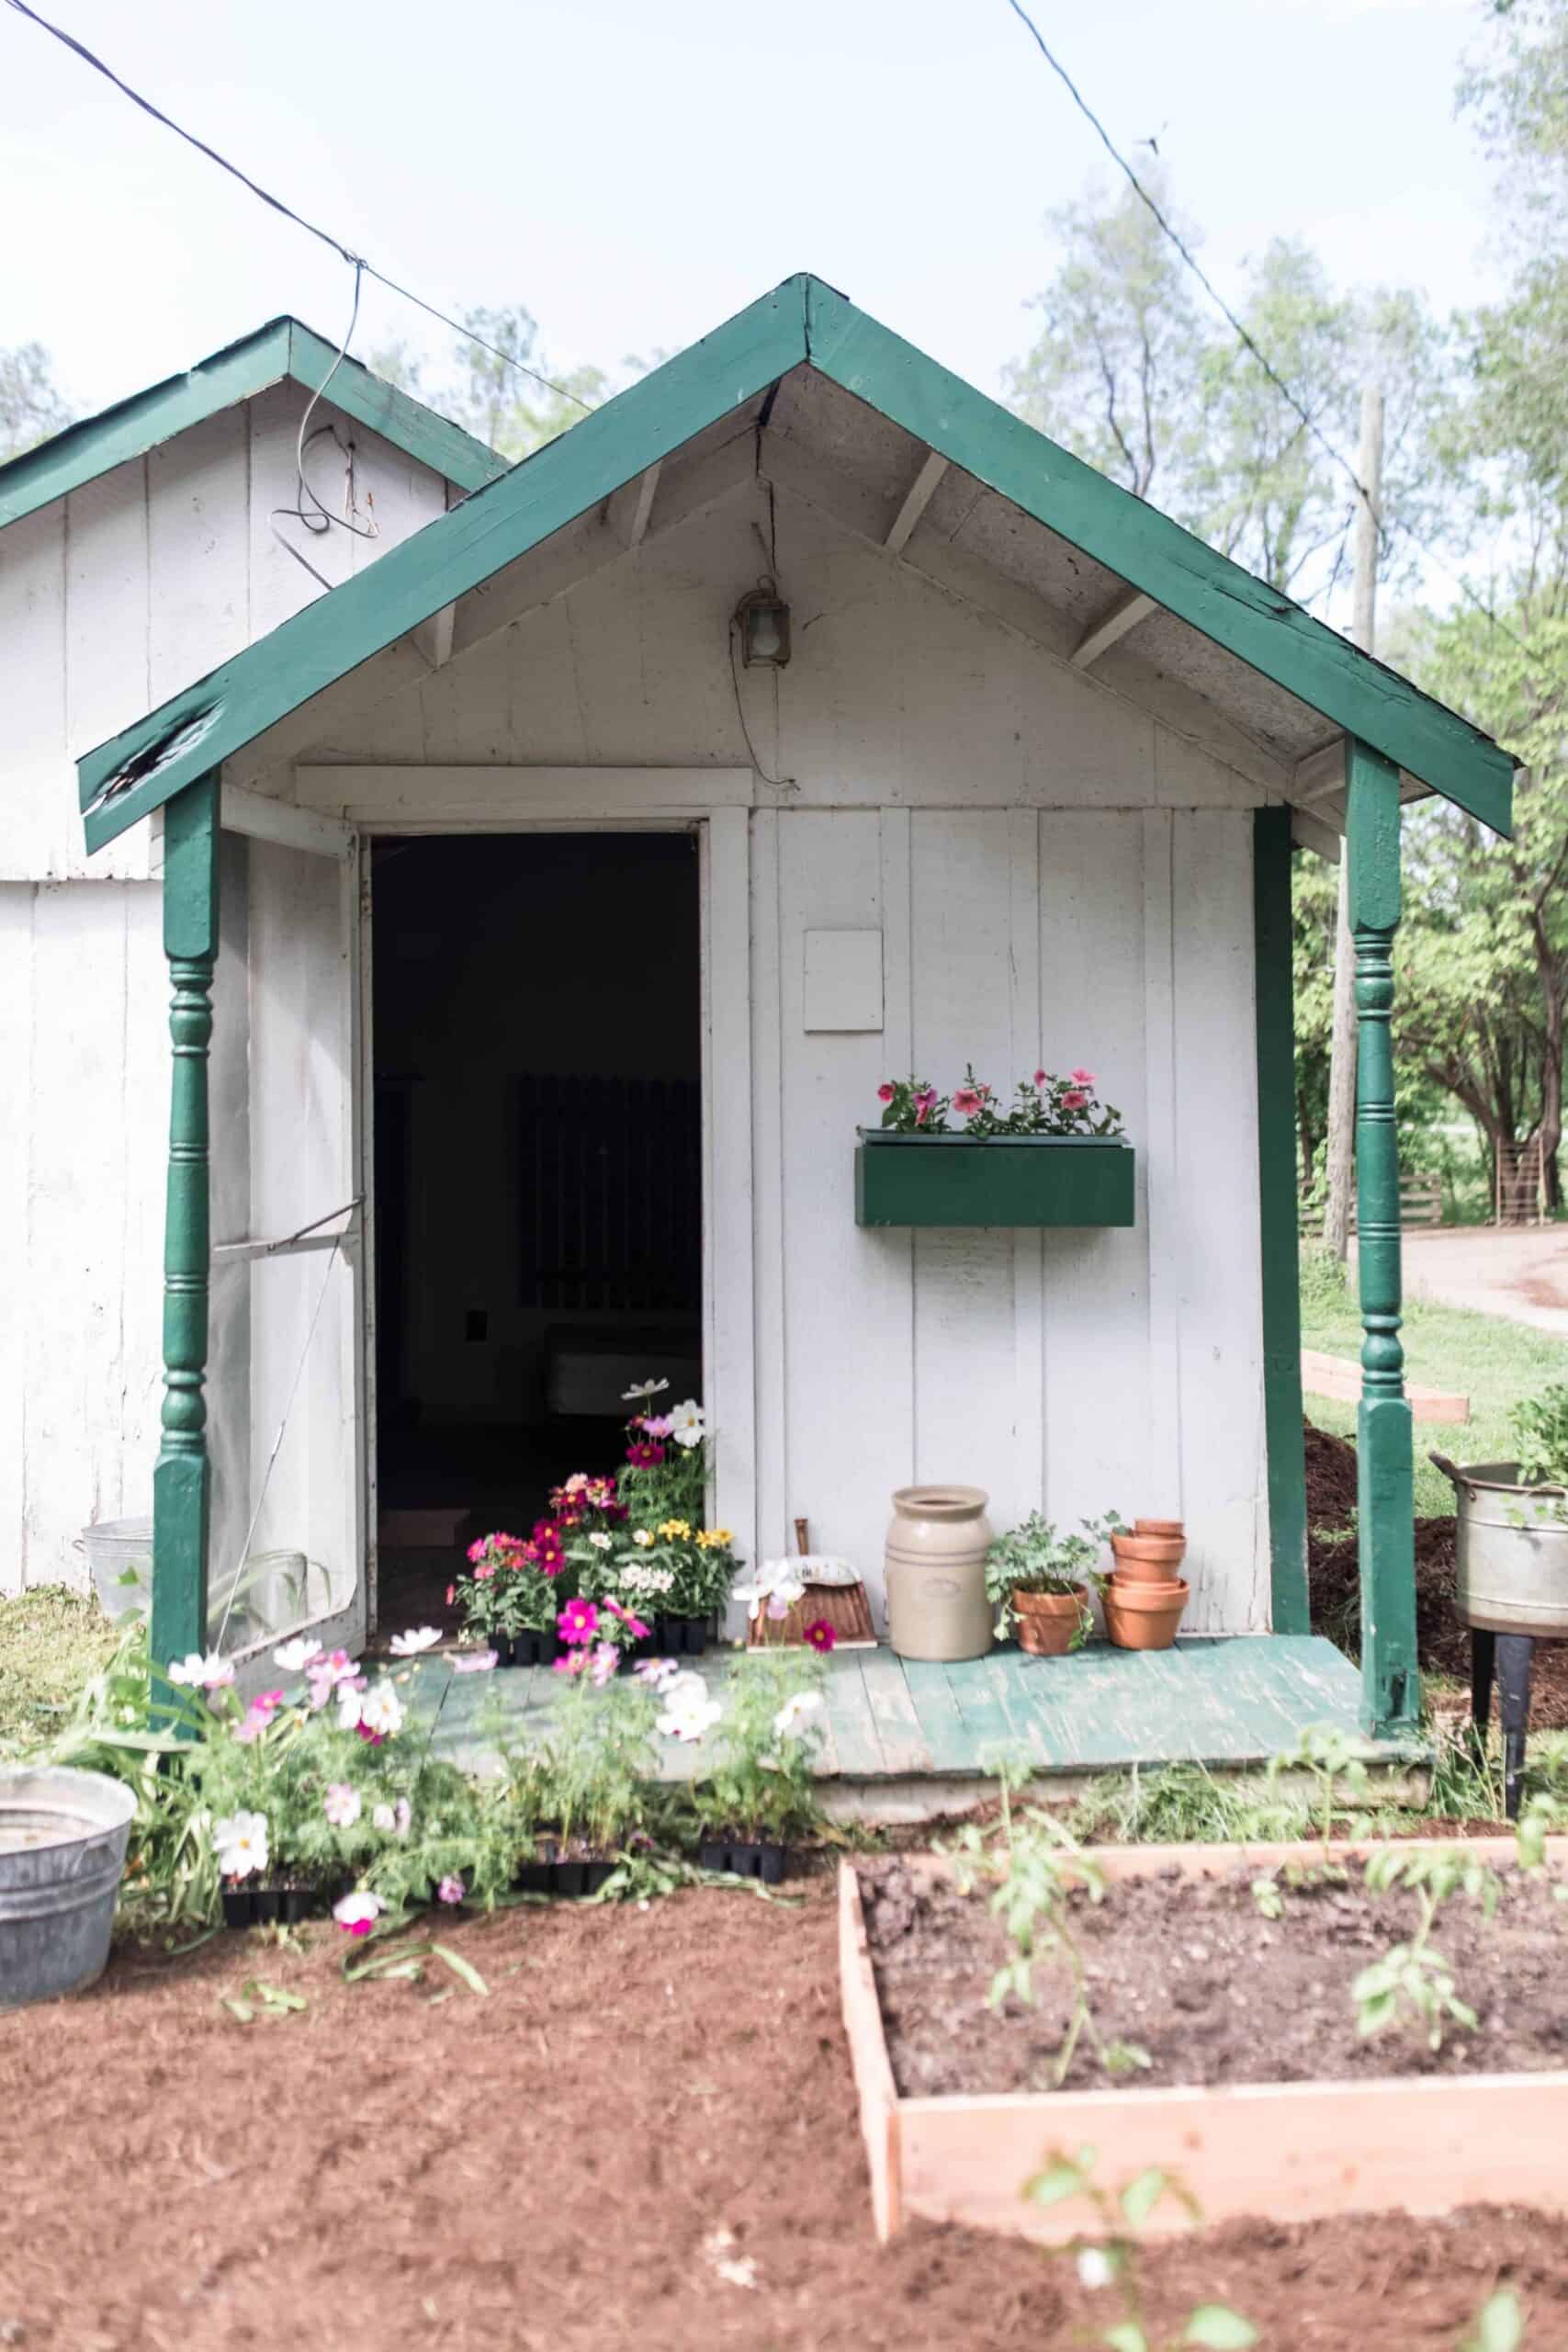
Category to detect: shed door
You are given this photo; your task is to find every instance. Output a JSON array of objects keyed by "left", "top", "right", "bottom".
[{"left": 207, "top": 810, "right": 367, "bottom": 1664}]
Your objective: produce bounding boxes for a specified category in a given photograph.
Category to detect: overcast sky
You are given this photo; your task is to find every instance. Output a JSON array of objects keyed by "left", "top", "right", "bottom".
[{"left": 0, "top": 0, "right": 1498, "bottom": 426}]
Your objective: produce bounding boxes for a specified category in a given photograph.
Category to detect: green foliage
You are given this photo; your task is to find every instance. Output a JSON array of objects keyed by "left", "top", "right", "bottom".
[
  {"left": 1269, "top": 1724, "right": 1371, "bottom": 1853},
  {"left": 1068, "top": 1762, "right": 1311, "bottom": 1849},
  {"left": 874, "top": 1067, "right": 1122, "bottom": 1136},
  {"left": 0, "top": 341, "right": 70, "bottom": 460},
  {"left": 688, "top": 1650, "right": 828, "bottom": 1845},
  {"left": 371, "top": 306, "right": 613, "bottom": 460},
  {"left": 532, "top": 1666, "right": 659, "bottom": 1853},
  {"left": 1353, "top": 1847, "right": 1498, "bottom": 2052},
  {"left": 984, "top": 1511, "right": 1120, "bottom": 1640},
  {"left": 1021, "top": 2146, "right": 1258, "bottom": 2351},
  {"left": 0, "top": 1585, "right": 120, "bottom": 1751},
  {"left": 1511, "top": 1380, "right": 1568, "bottom": 1486}
]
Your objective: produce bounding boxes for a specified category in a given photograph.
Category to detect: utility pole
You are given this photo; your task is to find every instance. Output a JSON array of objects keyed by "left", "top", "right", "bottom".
[{"left": 1322, "top": 385, "right": 1385, "bottom": 1261}]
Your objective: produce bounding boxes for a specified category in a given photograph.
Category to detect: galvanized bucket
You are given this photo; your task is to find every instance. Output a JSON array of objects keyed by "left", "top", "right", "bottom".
[
  {"left": 1431, "top": 1454, "right": 1568, "bottom": 1637},
  {"left": 0, "top": 1766, "right": 137, "bottom": 2011}
]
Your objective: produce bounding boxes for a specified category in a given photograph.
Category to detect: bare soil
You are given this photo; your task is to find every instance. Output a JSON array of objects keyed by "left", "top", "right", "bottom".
[
  {"left": 5, "top": 1884, "right": 1568, "bottom": 2349},
  {"left": 860, "top": 1857, "right": 1568, "bottom": 2097},
  {"left": 1305, "top": 1419, "right": 1568, "bottom": 1728}
]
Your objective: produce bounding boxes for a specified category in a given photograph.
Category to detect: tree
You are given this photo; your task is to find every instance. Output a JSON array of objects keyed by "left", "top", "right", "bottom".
[
  {"left": 1, "top": 343, "right": 70, "bottom": 460},
  {"left": 372, "top": 305, "right": 608, "bottom": 462}
]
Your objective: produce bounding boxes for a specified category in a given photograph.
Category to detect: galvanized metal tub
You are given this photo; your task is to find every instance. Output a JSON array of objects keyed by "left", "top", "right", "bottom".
[
  {"left": 0, "top": 1766, "right": 137, "bottom": 2011},
  {"left": 1432, "top": 1455, "right": 1568, "bottom": 1637}
]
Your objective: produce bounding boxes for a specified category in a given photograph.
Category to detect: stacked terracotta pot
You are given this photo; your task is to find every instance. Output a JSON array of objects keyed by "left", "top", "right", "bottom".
[{"left": 1103, "top": 1518, "right": 1190, "bottom": 1651}]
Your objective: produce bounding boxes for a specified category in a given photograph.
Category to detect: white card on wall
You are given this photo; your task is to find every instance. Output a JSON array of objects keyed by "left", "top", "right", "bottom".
[{"left": 803, "top": 928, "right": 884, "bottom": 1032}]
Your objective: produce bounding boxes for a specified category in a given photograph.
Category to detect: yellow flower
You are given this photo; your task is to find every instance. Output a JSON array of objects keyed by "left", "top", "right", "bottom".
[
  {"left": 696, "top": 1527, "right": 733, "bottom": 1549},
  {"left": 657, "top": 1518, "right": 693, "bottom": 1541}
]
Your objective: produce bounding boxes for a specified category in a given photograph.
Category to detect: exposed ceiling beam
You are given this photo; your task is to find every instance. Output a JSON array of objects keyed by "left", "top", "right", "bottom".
[
  {"left": 411, "top": 603, "right": 456, "bottom": 671},
  {"left": 1294, "top": 737, "right": 1347, "bottom": 806},
  {"left": 626, "top": 459, "right": 662, "bottom": 550},
  {"left": 1292, "top": 808, "right": 1341, "bottom": 862},
  {"left": 884, "top": 451, "right": 947, "bottom": 555},
  {"left": 1071, "top": 588, "right": 1158, "bottom": 670}
]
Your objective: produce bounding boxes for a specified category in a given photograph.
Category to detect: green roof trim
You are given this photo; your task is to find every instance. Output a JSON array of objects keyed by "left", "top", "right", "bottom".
[
  {"left": 76, "top": 274, "right": 1515, "bottom": 853},
  {"left": 0, "top": 317, "right": 505, "bottom": 532}
]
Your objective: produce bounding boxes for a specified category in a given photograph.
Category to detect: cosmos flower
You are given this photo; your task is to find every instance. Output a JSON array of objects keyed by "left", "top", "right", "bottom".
[
  {"left": 803, "top": 1619, "right": 838, "bottom": 1654},
  {"left": 213, "top": 1810, "right": 269, "bottom": 1881},
  {"left": 333, "top": 1890, "right": 385, "bottom": 1938},
  {"left": 166, "top": 1651, "right": 235, "bottom": 1691},
  {"left": 323, "top": 1783, "right": 362, "bottom": 1828},
  {"left": 389, "top": 1626, "right": 443, "bottom": 1657},
  {"left": 558, "top": 1598, "right": 600, "bottom": 1645},
  {"left": 273, "top": 1636, "right": 322, "bottom": 1673},
  {"left": 436, "top": 1874, "right": 466, "bottom": 1906},
  {"left": 668, "top": 1400, "right": 706, "bottom": 1450},
  {"left": 773, "top": 1690, "right": 825, "bottom": 1739}
]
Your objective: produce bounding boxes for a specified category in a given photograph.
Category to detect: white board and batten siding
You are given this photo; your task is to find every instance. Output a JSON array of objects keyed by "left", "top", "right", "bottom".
[
  {"left": 0, "top": 390, "right": 454, "bottom": 1591},
  {"left": 293, "top": 477, "right": 1276, "bottom": 1633}
]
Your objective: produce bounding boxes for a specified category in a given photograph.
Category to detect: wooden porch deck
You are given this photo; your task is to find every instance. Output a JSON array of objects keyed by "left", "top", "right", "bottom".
[{"left": 419, "top": 1634, "right": 1423, "bottom": 1817}]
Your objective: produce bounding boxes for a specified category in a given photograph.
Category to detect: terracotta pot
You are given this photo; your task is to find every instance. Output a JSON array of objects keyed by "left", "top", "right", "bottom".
[
  {"left": 1103, "top": 1576, "right": 1189, "bottom": 1652},
  {"left": 1111, "top": 1531, "right": 1188, "bottom": 1581},
  {"left": 885, "top": 1486, "right": 993, "bottom": 1662},
  {"left": 1012, "top": 1585, "right": 1089, "bottom": 1657},
  {"left": 1134, "top": 1517, "right": 1185, "bottom": 1539}
]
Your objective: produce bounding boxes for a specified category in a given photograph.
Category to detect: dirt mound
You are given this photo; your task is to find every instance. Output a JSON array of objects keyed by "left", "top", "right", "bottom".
[{"left": 1304, "top": 1416, "right": 1359, "bottom": 1529}]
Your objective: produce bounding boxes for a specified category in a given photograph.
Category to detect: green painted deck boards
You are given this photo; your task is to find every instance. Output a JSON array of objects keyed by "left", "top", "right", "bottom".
[{"left": 418, "top": 1634, "right": 1406, "bottom": 1782}]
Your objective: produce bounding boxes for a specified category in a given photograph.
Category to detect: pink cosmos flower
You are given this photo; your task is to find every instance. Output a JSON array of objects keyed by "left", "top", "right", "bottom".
[
  {"left": 553, "top": 1651, "right": 588, "bottom": 1677},
  {"left": 641, "top": 1414, "right": 674, "bottom": 1441},
  {"left": 558, "top": 1598, "right": 600, "bottom": 1645},
  {"left": 306, "top": 1651, "right": 363, "bottom": 1711},
  {"left": 446, "top": 1583, "right": 457, "bottom": 1606},
  {"left": 627, "top": 1441, "right": 665, "bottom": 1469},
  {"left": 232, "top": 1702, "right": 274, "bottom": 1746},
  {"left": 803, "top": 1618, "right": 838, "bottom": 1654},
  {"left": 1061, "top": 1089, "right": 1089, "bottom": 1112},
  {"left": 952, "top": 1087, "right": 983, "bottom": 1116},
  {"left": 323, "top": 1783, "right": 361, "bottom": 1828},
  {"left": 589, "top": 1642, "right": 621, "bottom": 1687},
  {"left": 634, "top": 1657, "right": 682, "bottom": 1690},
  {"left": 436, "top": 1874, "right": 466, "bottom": 1905},
  {"left": 333, "top": 1891, "right": 384, "bottom": 1938},
  {"left": 532, "top": 1521, "right": 566, "bottom": 1573},
  {"left": 877, "top": 1082, "right": 896, "bottom": 1103},
  {"left": 604, "top": 1598, "right": 650, "bottom": 1641},
  {"left": 1070, "top": 1068, "right": 1096, "bottom": 1087}
]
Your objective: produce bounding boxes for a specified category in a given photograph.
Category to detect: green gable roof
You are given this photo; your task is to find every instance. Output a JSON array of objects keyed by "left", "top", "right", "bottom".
[
  {"left": 75, "top": 275, "right": 1516, "bottom": 850},
  {"left": 0, "top": 317, "right": 506, "bottom": 533}
]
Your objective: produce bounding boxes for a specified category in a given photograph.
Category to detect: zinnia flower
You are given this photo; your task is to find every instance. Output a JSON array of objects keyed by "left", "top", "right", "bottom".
[
  {"left": 333, "top": 1891, "right": 385, "bottom": 1938},
  {"left": 213, "top": 1810, "right": 269, "bottom": 1881},
  {"left": 389, "top": 1626, "right": 443, "bottom": 1657},
  {"left": 668, "top": 1399, "right": 705, "bottom": 1450},
  {"left": 323, "top": 1783, "right": 362, "bottom": 1828},
  {"left": 803, "top": 1618, "right": 837, "bottom": 1654},
  {"left": 273, "top": 1636, "right": 322, "bottom": 1673},
  {"left": 587, "top": 1530, "right": 614, "bottom": 1552},
  {"left": 626, "top": 1441, "right": 665, "bottom": 1469},
  {"left": 436, "top": 1874, "right": 466, "bottom": 1905},
  {"left": 558, "top": 1598, "right": 600, "bottom": 1645}
]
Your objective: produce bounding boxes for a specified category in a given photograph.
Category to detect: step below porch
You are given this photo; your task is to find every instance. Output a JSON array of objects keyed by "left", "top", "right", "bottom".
[{"left": 416, "top": 1633, "right": 1427, "bottom": 1822}]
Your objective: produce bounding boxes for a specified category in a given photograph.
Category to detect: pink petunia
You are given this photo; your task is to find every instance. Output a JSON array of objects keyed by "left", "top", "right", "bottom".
[
  {"left": 558, "top": 1598, "right": 600, "bottom": 1645},
  {"left": 952, "top": 1087, "right": 982, "bottom": 1116},
  {"left": 914, "top": 1101, "right": 930, "bottom": 1126},
  {"left": 1033, "top": 1069, "right": 1048, "bottom": 1087},
  {"left": 876, "top": 1082, "right": 895, "bottom": 1103},
  {"left": 1069, "top": 1068, "right": 1096, "bottom": 1087},
  {"left": 1061, "top": 1089, "right": 1089, "bottom": 1112}
]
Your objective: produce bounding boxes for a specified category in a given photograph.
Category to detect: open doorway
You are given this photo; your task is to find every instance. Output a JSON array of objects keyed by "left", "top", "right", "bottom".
[{"left": 370, "top": 831, "right": 704, "bottom": 1630}]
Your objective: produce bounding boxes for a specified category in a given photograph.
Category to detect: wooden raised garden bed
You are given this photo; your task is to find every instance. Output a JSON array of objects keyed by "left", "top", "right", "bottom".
[
  {"left": 839, "top": 1840, "right": 1568, "bottom": 2245},
  {"left": 854, "top": 1132, "right": 1134, "bottom": 1228}
]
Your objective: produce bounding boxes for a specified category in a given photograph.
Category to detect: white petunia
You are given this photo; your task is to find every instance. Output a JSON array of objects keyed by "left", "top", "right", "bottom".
[
  {"left": 273, "top": 1635, "right": 323, "bottom": 1673},
  {"left": 388, "top": 1626, "right": 443, "bottom": 1657},
  {"left": 167, "top": 1649, "right": 235, "bottom": 1691},
  {"left": 668, "top": 1398, "right": 706, "bottom": 1449},
  {"left": 773, "top": 1690, "right": 824, "bottom": 1740},
  {"left": 213, "top": 1809, "right": 269, "bottom": 1881},
  {"left": 622, "top": 1377, "right": 670, "bottom": 1402}
]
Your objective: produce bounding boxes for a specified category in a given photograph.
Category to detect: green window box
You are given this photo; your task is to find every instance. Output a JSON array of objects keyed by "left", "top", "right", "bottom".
[{"left": 854, "top": 1130, "right": 1136, "bottom": 1229}]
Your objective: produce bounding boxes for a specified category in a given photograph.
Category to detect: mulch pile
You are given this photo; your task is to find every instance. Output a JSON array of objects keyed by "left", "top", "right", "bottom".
[
  {"left": 1306, "top": 1419, "right": 1568, "bottom": 1728},
  {"left": 6, "top": 1885, "right": 1568, "bottom": 2350}
]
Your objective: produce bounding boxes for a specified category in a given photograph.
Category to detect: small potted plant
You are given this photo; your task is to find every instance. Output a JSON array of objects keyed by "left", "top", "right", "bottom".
[
  {"left": 523, "top": 1660, "right": 660, "bottom": 1894},
  {"left": 1431, "top": 1382, "right": 1568, "bottom": 1637},
  {"left": 985, "top": 1513, "right": 1122, "bottom": 1656},
  {"left": 454, "top": 1531, "right": 565, "bottom": 1666},
  {"left": 662, "top": 1650, "right": 826, "bottom": 1883},
  {"left": 616, "top": 1381, "right": 709, "bottom": 1530}
]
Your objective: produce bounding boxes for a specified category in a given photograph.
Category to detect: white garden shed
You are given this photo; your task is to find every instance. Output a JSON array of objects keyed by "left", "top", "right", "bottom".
[{"left": 43, "top": 277, "right": 1521, "bottom": 1752}]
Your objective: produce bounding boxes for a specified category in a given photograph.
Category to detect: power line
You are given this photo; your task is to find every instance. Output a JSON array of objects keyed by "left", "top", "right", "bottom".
[
  {"left": 3, "top": 0, "right": 596, "bottom": 417},
  {"left": 1000, "top": 0, "right": 1540, "bottom": 671}
]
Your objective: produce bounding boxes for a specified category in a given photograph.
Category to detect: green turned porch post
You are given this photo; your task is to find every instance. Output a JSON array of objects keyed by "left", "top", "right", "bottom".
[
  {"left": 152, "top": 772, "right": 220, "bottom": 1671},
  {"left": 1347, "top": 741, "right": 1420, "bottom": 1739}
]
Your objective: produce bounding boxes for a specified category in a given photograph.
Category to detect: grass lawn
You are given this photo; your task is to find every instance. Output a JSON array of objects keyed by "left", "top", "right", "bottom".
[
  {"left": 1300, "top": 1259, "right": 1568, "bottom": 1516},
  {"left": 0, "top": 1585, "right": 119, "bottom": 1750}
]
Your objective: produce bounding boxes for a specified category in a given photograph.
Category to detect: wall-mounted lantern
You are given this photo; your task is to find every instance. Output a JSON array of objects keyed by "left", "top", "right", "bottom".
[{"left": 734, "top": 580, "right": 791, "bottom": 668}]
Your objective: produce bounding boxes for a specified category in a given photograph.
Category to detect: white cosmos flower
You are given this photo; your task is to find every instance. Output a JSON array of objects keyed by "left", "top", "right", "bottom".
[
  {"left": 623, "top": 1377, "right": 670, "bottom": 1402},
  {"left": 658, "top": 1695, "right": 723, "bottom": 1742},
  {"left": 371, "top": 1799, "right": 412, "bottom": 1839},
  {"left": 587, "top": 1531, "right": 614, "bottom": 1552},
  {"left": 668, "top": 1398, "right": 706, "bottom": 1449},
  {"left": 388, "top": 1626, "right": 443, "bottom": 1657},
  {"left": 323, "top": 1783, "right": 362, "bottom": 1828},
  {"left": 333, "top": 1890, "right": 385, "bottom": 1935},
  {"left": 773, "top": 1690, "right": 824, "bottom": 1739},
  {"left": 213, "top": 1809, "right": 269, "bottom": 1880},
  {"left": 167, "top": 1649, "right": 235, "bottom": 1690},
  {"left": 357, "top": 1681, "right": 405, "bottom": 1739},
  {"left": 273, "top": 1636, "right": 323, "bottom": 1673},
  {"left": 733, "top": 1564, "right": 806, "bottom": 1623}
]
